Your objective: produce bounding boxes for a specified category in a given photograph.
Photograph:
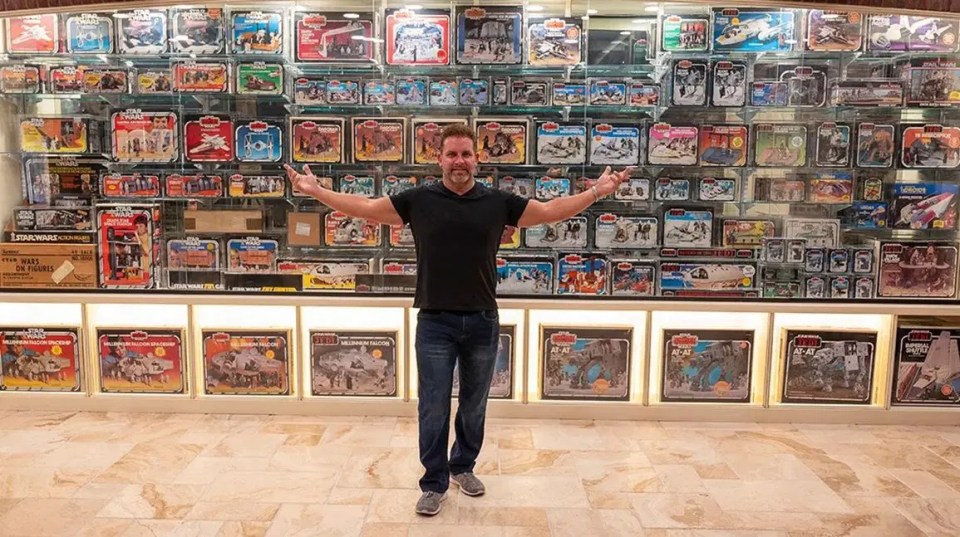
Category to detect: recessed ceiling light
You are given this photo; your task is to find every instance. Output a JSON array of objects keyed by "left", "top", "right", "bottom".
[
  {"left": 586, "top": 9, "right": 598, "bottom": 14},
  {"left": 644, "top": 5, "right": 659, "bottom": 12},
  {"left": 527, "top": 5, "right": 544, "bottom": 12},
  {"left": 344, "top": 13, "right": 360, "bottom": 19},
  {"left": 619, "top": 30, "right": 632, "bottom": 35}
]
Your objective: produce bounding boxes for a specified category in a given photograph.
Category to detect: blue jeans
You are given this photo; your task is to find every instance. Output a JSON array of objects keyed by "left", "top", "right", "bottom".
[{"left": 415, "top": 309, "right": 500, "bottom": 493}]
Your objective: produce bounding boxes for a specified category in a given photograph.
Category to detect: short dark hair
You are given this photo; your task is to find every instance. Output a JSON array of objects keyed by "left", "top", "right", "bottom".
[{"left": 439, "top": 123, "right": 476, "bottom": 151}]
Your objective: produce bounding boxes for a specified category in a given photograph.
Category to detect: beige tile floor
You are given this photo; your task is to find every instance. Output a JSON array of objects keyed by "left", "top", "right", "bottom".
[{"left": 0, "top": 410, "right": 958, "bottom": 536}]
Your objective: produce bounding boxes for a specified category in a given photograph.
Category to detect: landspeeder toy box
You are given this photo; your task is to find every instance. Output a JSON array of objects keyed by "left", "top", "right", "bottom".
[
  {"left": 595, "top": 214, "right": 658, "bottom": 249},
  {"left": 13, "top": 206, "right": 92, "bottom": 231},
  {"left": 540, "top": 326, "right": 631, "bottom": 401},
  {"left": 20, "top": 117, "right": 97, "bottom": 154},
  {"left": 713, "top": 8, "right": 797, "bottom": 53},
  {"left": 699, "top": 125, "right": 747, "bottom": 167},
  {"left": 662, "top": 330, "right": 753, "bottom": 403},
  {"left": 236, "top": 63, "right": 283, "bottom": 95},
  {"left": 96, "top": 205, "right": 155, "bottom": 289},
  {"left": 111, "top": 110, "right": 178, "bottom": 163},
  {"left": 97, "top": 329, "right": 185, "bottom": 394},
  {"left": 310, "top": 331, "right": 397, "bottom": 397},
  {"left": 352, "top": 117, "right": 407, "bottom": 163},
  {"left": 754, "top": 124, "right": 807, "bottom": 167},
  {"left": 496, "top": 256, "right": 554, "bottom": 295},
  {"left": 611, "top": 260, "right": 655, "bottom": 297},
  {"left": 527, "top": 17, "right": 582, "bottom": 66},
  {"left": 184, "top": 115, "right": 233, "bottom": 163},
  {"left": 893, "top": 324, "right": 960, "bottom": 406},
  {"left": 557, "top": 253, "right": 609, "bottom": 295},
  {"left": 385, "top": 8, "right": 451, "bottom": 66},
  {"left": 6, "top": 14, "right": 59, "bottom": 54},
  {"left": 901, "top": 125, "right": 960, "bottom": 169},
  {"left": 589, "top": 123, "right": 641, "bottom": 166},
  {"left": 647, "top": 123, "right": 698, "bottom": 166},
  {"left": 201, "top": 330, "right": 290, "bottom": 396},
  {"left": 295, "top": 12, "right": 376, "bottom": 63},
  {"left": 170, "top": 8, "right": 224, "bottom": 55},
  {"left": 878, "top": 241, "right": 959, "bottom": 299},
  {"left": 116, "top": 9, "right": 167, "bottom": 54},
  {"left": 866, "top": 15, "right": 959, "bottom": 52},
  {"left": 290, "top": 117, "right": 344, "bottom": 164},
  {"left": 536, "top": 122, "right": 586, "bottom": 165},
  {"left": 455, "top": 6, "right": 522, "bottom": 65},
  {"left": 412, "top": 118, "right": 469, "bottom": 164},
  {"left": 0, "top": 327, "right": 81, "bottom": 392},
  {"left": 782, "top": 330, "right": 876, "bottom": 404},
  {"left": 805, "top": 10, "right": 863, "bottom": 52},
  {"left": 890, "top": 183, "right": 959, "bottom": 230},
  {"left": 230, "top": 10, "right": 283, "bottom": 55},
  {"left": 660, "top": 262, "right": 756, "bottom": 291}
]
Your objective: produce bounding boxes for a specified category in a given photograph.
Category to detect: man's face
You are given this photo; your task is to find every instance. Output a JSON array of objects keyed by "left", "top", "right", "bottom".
[{"left": 438, "top": 135, "right": 477, "bottom": 186}]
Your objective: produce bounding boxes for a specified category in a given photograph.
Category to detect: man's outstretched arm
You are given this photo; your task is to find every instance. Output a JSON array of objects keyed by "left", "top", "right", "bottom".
[
  {"left": 516, "top": 166, "right": 634, "bottom": 228},
  {"left": 284, "top": 164, "right": 404, "bottom": 226}
]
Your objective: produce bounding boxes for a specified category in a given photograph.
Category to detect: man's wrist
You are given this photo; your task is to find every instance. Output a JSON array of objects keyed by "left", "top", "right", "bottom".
[{"left": 590, "top": 185, "right": 601, "bottom": 201}]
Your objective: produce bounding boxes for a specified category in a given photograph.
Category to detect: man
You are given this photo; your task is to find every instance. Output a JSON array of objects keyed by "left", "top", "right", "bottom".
[{"left": 285, "top": 123, "right": 632, "bottom": 516}]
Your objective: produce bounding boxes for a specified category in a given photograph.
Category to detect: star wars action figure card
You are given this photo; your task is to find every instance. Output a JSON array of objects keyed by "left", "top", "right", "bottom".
[
  {"left": 782, "top": 330, "right": 876, "bottom": 404},
  {"left": 660, "top": 13, "right": 710, "bottom": 52},
  {"left": 202, "top": 330, "right": 290, "bottom": 396},
  {"left": 117, "top": 9, "right": 167, "bottom": 55},
  {"left": 476, "top": 118, "right": 528, "bottom": 165},
  {"left": 236, "top": 63, "right": 283, "bottom": 96},
  {"left": 170, "top": 7, "right": 224, "bottom": 55},
  {"left": 20, "top": 117, "right": 92, "bottom": 154},
  {"left": 453, "top": 326, "right": 515, "bottom": 399},
  {"left": 878, "top": 241, "right": 959, "bottom": 298},
  {"left": 662, "top": 330, "right": 753, "bottom": 403},
  {"left": 310, "top": 331, "right": 397, "bottom": 397},
  {"left": 906, "top": 59, "right": 960, "bottom": 107},
  {"left": 291, "top": 117, "right": 344, "bottom": 164},
  {"left": 455, "top": 6, "right": 522, "bottom": 65},
  {"left": 857, "top": 123, "right": 896, "bottom": 168},
  {"left": 364, "top": 81, "right": 396, "bottom": 105},
  {"left": 595, "top": 214, "right": 658, "bottom": 249},
  {"left": 648, "top": 124, "right": 698, "bottom": 166},
  {"left": 525, "top": 217, "right": 587, "bottom": 249},
  {"left": 24, "top": 157, "right": 103, "bottom": 204},
  {"left": 231, "top": 10, "right": 284, "bottom": 55},
  {"left": 97, "top": 205, "right": 156, "bottom": 289},
  {"left": 226, "top": 237, "right": 278, "bottom": 272},
  {"left": 699, "top": 177, "right": 738, "bottom": 202},
  {"left": 557, "top": 253, "right": 609, "bottom": 296},
  {"left": 663, "top": 208, "right": 713, "bottom": 248},
  {"left": 754, "top": 124, "right": 807, "bottom": 167},
  {"left": 352, "top": 117, "right": 406, "bottom": 163},
  {"left": 412, "top": 118, "right": 468, "bottom": 164},
  {"left": 536, "top": 122, "right": 587, "bottom": 165},
  {"left": 540, "top": 326, "right": 630, "bottom": 400},
  {"left": 97, "top": 329, "right": 185, "bottom": 394},
  {"left": 611, "top": 260, "right": 655, "bottom": 297},
  {"left": 167, "top": 237, "right": 220, "bottom": 271},
  {"left": 65, "top": 13, "right": 113, "bottom": 54},
  {"left": 672, "top": 60, "right": 707, "bottom": 107},
  {"left": 589, "top": 123, "right": 641, "bottom": 167},
  {"left": 496, "top": 256, "right": 553, "bottom": 295},
  {"left": 901, "top": 125, "right": 960, "bottom": 169},
  {"left": 806, "top": 10, "right": 863, "bottom": 52},
  {"left": 184, "top": 115, "right": 233, "bottom": 163},
  {"left": 891, "top": 183, "right": 959, "bottom": 230},
  {"left": 235, "top": 120, "right": 283, "bottom": 162},
  {"left": 295, "top": 12, "right": 375, "bottom": 63},
  {"left": 228, "top": 174, "right": 284, "bottom": 198},
  {"left": 100, "top": 173, "right": 161, "bottom": 198},
  {"left": 324, "top": 212, "right": 381, "bottom": 247},
  {"left": 527, "top": 17, "right": 582, "bottom": 66},
  {"left": 713, "top": 8, "right": 797, "bottom": 53},
  {"left": 893, "top": 325, "right": 960, "bottom": 406},
  {"left": 165, "top": 174, "right": 223, "bottom": 198},
  {"left": 0, "top": 65, "right": 41, "bottom": 94},
  {"left": 816, "top": 123, "right": 851, "bottom": 168},
  {"left": 866, "top": 15, "right": 959, "bottom": 52},
  {"left": 385, "top": 8, "right": 451, "bottom": 66},
  {"left": 699, "top": 125, "right": 747, "bottom": 167},
  {"left": 0, "top": 328, "right": 81, "bottom": 392},
  {"left": 173, "top": 62, "right": 229, "bottom": 93},
  {"left": 111, "top": 110, "right": 178, "bottom": 163},
  {"left": 6, "top": 14, "right": 59, "bottom": 54}
]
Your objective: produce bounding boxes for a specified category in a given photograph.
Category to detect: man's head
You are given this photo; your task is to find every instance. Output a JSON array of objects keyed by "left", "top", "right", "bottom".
[{"left": 438, "top": 123, "right": 477, "bottom": 188}]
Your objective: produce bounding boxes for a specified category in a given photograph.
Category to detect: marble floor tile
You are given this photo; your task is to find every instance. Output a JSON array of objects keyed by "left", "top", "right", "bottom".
[
  {"left": 359, "top": 523, "right": 410, "bottom": 537},
  {"left": 202, "top": 433, "right": 288, "bottom": 458},
  {"left": 546, "top": 508, "right": 645, "bottom": 537},
  {"left": 183, "top": 501, "right": 280, "bottom": 522},
  {"left": 98, "top": 484, "right": 206, "bottom": 519},
  {"left": 365, "top": 489, "right": 460, "bottom": 525},
  {"left": 337, "top": 448, "right": 421, "bottom": 489},
  {"left": 320, "top": 424, "right": 395, "bottom": 447},
  {"left": 888, "top": 497, "right": 960, "bottom": 534},
  {"left": 722, "top": 453, "right": 820, "bottom": 481},
  {"left": 887, "top": 468, "right": 960, "bottom": 499},
  {"left": 0, "top": 498, "right": 107, "bottom": 536},
  {"left": 173, "top": 456, "right": 271, "bottom": 485},
  {"left": 457, "top": 506, "right": 548, "bottom": 527},
  {"left": 97, "top": 443, "right": 205, "bottom": 485},
  {"left": 498, "top": 449, "right": 579, "bottom": 477},
  {"left": 654, "top": 465, "right": 709, "bottom": 493},
  {"left": 118, "top": 520, "right": 224, "bottom": 537},
  {"left": 703, "top": 479, "right": 854, "bottom": 514},
  {"left": 217, "top": 521, "right": 273, "bottom": 537},
  {"left": 202, "top": 469, "right": 340, "bottom": 503},
  {"left": 0, "top": 467, "right": 96, "bottom": 499},
  {"left": 464, "top": 476, "right": 590, "bottom": 508},
  {"left": 74, "top": 518, "right": 135, "bottom": 537},
  {"left": 629, "top": 492, "right": 730, "bottom": 529},
  {"left": 265, "top": 504, "right": 366, "bottom": 537}
]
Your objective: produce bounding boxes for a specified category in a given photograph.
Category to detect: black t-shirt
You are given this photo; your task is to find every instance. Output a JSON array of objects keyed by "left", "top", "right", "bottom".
[{"left": 390, "top": 181, "right": 529, "bottom": 311}]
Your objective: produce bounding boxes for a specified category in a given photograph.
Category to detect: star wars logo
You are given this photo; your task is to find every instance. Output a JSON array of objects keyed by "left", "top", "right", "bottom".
[
  {"left": 549, "top": 330, "right": 577, "bottom": 346},
  {"left": 464, "top": 8, "right": 488, "bottom": 20},
  {"left": 670, "top": 333, "right": 700, "bottom": 347},
  {"left": 793, "top": 335, "right": 823, "bottom": 348}
]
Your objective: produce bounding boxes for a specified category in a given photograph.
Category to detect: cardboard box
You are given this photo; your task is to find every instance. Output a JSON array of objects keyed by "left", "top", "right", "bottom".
[
  {"left": 0, "top": 243, "right": 97, "bottom": 289},
  {"left": 287, "top": 212, "right": 322, "bottom": 246},
  {"left": 183, "top": 209, "right": 263, "bottom": 234}
]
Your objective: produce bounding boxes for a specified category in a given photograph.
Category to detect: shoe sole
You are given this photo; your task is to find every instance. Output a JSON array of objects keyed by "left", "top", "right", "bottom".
[
  {"left": 450, "top": 477, "right": 485, "bottom": 497},
  {"left": 415, "top": 492, "right": 447, "bottom": 516}
]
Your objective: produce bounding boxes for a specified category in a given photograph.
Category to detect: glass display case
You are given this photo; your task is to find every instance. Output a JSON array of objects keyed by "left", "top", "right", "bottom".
[{"left": 0, "top": 1, "right": 958, "bottom": 421}]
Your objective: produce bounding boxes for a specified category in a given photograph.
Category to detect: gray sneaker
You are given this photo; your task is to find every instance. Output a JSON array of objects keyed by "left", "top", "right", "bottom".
[
  {"left": 450, "top": 472, "right": 485, "bottom": 496},
  {"left": 415, "top": 491, "right": 447, "bottom": 516}
]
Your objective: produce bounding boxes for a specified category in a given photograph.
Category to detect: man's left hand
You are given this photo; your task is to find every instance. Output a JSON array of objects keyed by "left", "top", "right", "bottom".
[{"left": 592, "top": 166, "right": 636, "bottom": 199}]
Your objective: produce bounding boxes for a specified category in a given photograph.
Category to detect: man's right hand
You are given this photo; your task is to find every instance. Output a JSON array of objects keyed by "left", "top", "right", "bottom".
[
  {"left": 284, "top": 164, "right": 323, "bottom": 198},
  {"left": 283, "top": 164, "right": 404, "bottom": 226}
]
